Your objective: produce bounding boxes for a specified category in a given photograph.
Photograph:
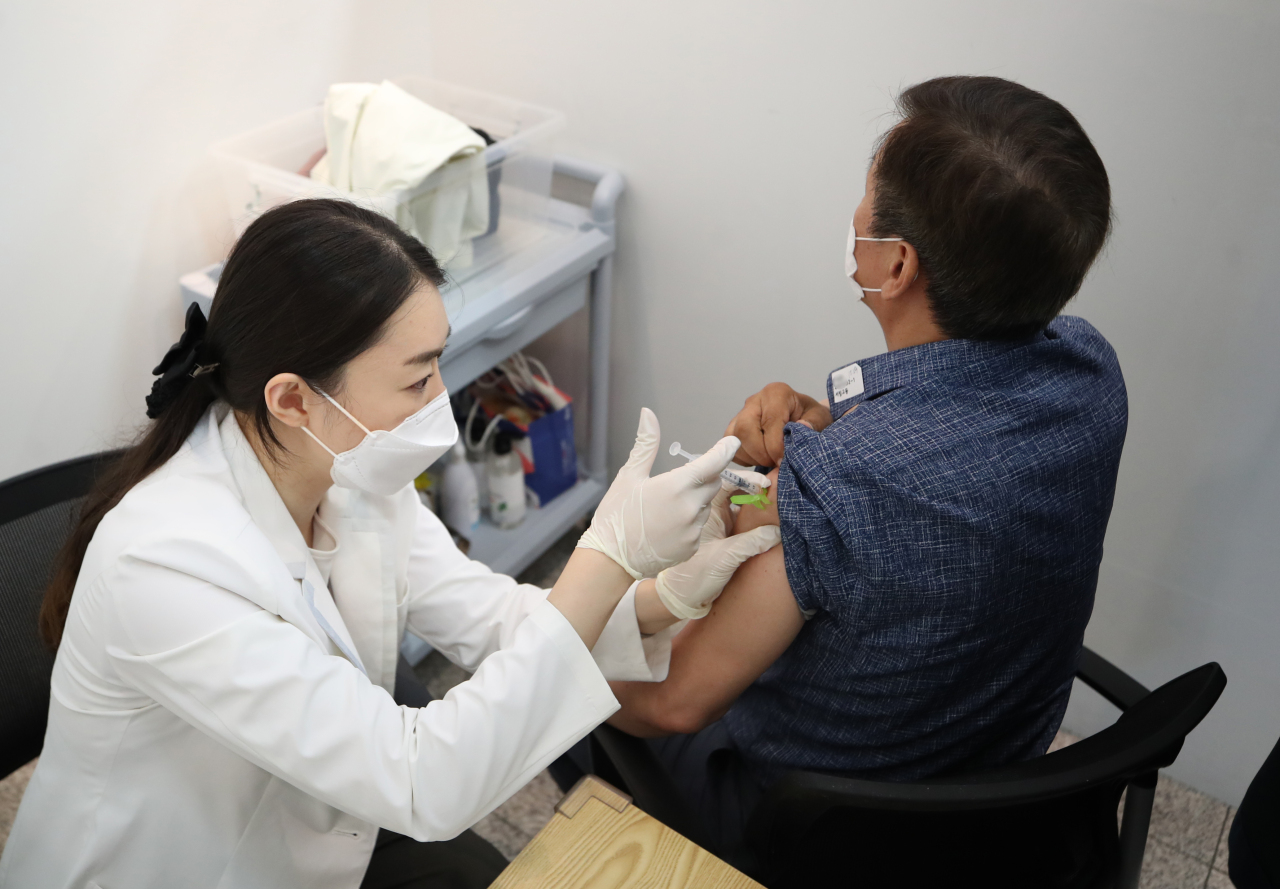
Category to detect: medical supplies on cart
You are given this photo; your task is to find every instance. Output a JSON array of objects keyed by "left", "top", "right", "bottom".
[
  {"left": 414, "top": 351, "right": 576, "bottom": 537},
  {"left": 467, "top": 352, "right": 578, "bottom": 507}
]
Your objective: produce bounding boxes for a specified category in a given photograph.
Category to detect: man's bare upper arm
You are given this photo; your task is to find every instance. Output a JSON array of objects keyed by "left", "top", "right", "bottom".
[
  {"left": 608, "top": 466, "right": 805, "bottom": 736},
  {"left": 672, "top": 543, "right": 805, "bottom": 716},
  {"left": 613, "top": 544, "right": 804, "bottom": 736}
]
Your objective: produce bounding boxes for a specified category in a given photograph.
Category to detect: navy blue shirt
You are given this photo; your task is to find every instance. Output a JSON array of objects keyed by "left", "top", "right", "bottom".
[{"left": 722, "top": 316, "right": 1127, "bottom": 783}]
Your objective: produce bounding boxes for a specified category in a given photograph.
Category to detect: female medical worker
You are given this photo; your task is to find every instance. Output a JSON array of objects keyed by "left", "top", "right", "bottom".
[{"left": 0, "top": 200, "right": 779, "bottom": 889}]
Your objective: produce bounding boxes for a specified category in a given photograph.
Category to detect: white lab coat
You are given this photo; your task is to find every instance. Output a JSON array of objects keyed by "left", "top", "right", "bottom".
[{"left": 0, "top": 403, "right": 674, "bottom": 889}]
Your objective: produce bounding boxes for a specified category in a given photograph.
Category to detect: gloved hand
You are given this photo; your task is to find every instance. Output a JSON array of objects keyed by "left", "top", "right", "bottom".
[
  {"left": 698, "top": 484, "right": 739, "bottom": 548},
  {"left": 655, "top": 491, "right": 782, "bottom": 619},
  {"left": 578, "top": 408, "right": 760, "bottom": 579}
]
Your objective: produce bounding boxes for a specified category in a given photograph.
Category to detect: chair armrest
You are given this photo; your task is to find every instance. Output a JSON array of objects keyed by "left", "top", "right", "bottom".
[
  {"left": 589, "top": 724, "right": 715, "bottom": 850},
  {"left": 1076, "top": 646, "right": 1150, "bottom": 711}
]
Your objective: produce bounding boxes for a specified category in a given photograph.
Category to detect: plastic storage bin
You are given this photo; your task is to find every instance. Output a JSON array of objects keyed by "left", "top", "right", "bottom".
[{"left": 210, "top": 77, "right": 564, "bottom": 285}]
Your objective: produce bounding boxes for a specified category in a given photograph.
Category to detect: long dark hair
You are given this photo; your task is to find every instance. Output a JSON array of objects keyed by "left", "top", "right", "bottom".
[{"left": 40, "top": 199, "right": 446, "bottom": 648}]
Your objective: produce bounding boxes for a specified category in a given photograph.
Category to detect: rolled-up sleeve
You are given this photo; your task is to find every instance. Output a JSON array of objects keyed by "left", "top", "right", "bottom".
[
  {"left": 403, "top": 504, "right": 671, "bottom": 681},
  {"left": 777, "top": 422, "right": 848, "bottom": 617},
  {"left": 590, "top": 582, "right": 681, "bottom": 681}
]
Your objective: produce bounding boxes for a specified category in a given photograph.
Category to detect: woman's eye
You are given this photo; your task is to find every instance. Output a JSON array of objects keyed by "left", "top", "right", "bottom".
[{"left": 412, "top": 374, "right": 433, "bottom": 392}]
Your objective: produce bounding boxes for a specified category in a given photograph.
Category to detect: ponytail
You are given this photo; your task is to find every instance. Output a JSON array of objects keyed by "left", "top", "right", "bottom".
[{"left": 39, "top": 372, "right": 217, "bottom": 648}]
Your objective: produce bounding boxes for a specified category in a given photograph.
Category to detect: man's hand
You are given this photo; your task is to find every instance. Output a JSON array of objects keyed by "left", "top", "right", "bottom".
[{"left": 724, "top": 383, "right": 833, "bottom": 468}]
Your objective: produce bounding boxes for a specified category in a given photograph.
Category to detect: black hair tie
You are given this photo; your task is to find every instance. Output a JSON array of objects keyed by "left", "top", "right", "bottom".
[{"left": 145, "top": 302, "right": 220, "bottom": 419}]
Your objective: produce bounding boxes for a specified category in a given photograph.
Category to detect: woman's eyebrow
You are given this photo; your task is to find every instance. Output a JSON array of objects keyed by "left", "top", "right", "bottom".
[{"left": 404, "top": 326, "right": 452, "bottom": 366}]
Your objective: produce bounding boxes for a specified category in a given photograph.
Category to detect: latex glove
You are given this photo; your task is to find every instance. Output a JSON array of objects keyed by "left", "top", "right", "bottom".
[
  {"left": 698, "top": 472, "right": 773, "bottom": 546},
  {"left": 655, "top": 523, "right": 783, "bottom": 620},
  {"left": 701, "top": 486, "right": 737, "bottom": 547},
  {"left": 578, "top": 408, "right": 752, "bottom": 579}
]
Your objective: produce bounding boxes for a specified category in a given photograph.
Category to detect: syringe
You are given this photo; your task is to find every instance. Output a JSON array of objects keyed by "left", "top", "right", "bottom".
[{"left": 669, "top": 442, "right": 767, "bottom": 496}]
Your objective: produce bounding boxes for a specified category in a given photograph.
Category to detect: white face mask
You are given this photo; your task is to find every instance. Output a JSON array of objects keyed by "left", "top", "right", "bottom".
[
  {"left": 302, "top": 389, "right": 458, "bottom": 496},
  {"left": 846, "top": 219, "right": 904, "bottom": 295}
]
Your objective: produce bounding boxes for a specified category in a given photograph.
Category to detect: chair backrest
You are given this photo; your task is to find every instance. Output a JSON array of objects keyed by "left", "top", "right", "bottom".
[
  {"left": 746, "top": 661, "right": 1226, "bottom": 889},
  {"left": 0, "top": 451, "right": 123, "bottom": 778}
]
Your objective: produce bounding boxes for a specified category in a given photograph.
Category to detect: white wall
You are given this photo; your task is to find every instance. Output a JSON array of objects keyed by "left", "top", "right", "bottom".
[
  {"left": 425, "top": 0, "right": 1280, "bottom": 804},
  {"left": 0, "top": 0, "right": 437, "bottom": 476},
  {"left": 3, "top": 0, "right": 1278, "bottom": 807}
]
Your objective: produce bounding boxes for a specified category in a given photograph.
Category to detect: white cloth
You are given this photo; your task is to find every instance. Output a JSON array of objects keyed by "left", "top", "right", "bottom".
[
  {"left": 310, "top": 80, "right": 490, "bottom": 267},
  {"left": 0, "top": 403, "right": 673, "bottom": 889}
]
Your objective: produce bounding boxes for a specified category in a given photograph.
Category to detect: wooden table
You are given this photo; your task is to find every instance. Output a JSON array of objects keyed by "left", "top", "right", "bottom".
[{"left": 490, "top": 776, "right": 764, "bottom": 889}]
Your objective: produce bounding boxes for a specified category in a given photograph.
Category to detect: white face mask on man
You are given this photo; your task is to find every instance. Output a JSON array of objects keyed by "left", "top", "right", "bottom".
[
  {"left": 845, "top": 219, "right": 905, "bottom": 296},
  {"left": 301, "top": 389, "right": 458, "bottom": 496}
]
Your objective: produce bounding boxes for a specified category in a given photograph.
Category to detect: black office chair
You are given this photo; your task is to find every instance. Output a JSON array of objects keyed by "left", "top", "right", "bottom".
[
  {"left": 0, "top": 450, "right": 124, "bottom": 779},
  {"left": 590, "top": 649, "right": 1226, "bottom": 889},
  {"left": 1228, "top": 733, "right": 1280, "bottom": 889}
]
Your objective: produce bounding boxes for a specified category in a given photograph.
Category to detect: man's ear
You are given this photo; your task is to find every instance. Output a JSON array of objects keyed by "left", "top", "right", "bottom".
[
  {"left": 262, "top": 373, "right": 314, "bottom": 429},
  {"left": 879, "top": 242, "right": 922, "bottom": 301}
]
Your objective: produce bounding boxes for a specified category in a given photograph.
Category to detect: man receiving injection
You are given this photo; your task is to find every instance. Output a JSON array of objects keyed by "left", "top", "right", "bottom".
[{"left": 600, "top": 75, "right": 1129, "bottom": 877}]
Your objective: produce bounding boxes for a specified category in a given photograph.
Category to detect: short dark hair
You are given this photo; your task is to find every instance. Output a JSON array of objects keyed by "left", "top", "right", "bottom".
[{"left": 871, "top": 76, "right": 1111, "bottom": 340}]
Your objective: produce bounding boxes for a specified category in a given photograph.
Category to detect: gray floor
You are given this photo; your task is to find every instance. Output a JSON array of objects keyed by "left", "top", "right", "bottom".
[
  {"left": 0, "top": 522, "right": 1244, "bottom": 886},
  {"left": 1137, "top": 774, "right": 1236, "bottom": 889}
]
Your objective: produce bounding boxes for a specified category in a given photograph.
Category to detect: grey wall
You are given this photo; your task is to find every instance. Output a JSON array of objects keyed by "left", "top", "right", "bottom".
[{"left": 0, "top": 0, "right": 437, "bottom": 474}]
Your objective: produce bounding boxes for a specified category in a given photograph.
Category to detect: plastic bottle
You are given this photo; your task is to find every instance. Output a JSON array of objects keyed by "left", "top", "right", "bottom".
[
  {"left": 487, "top": 433, "right": 527, "bottom": 529},
  {"left": 441, "top": 441, "right": 480, "bottom": 534},
  {"left": 466, "top": 419, "right": 490, "bottom": 518}
]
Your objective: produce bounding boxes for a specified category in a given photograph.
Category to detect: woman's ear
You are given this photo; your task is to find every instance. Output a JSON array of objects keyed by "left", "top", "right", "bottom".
[{"left": 262, "top": 373, "right": 313, "bottom": 429}]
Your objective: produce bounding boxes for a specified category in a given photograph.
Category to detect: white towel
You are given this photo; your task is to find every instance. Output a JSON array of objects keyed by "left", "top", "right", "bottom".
[{"left": 311, "top": 80, "right": 490, "bottom": 266}]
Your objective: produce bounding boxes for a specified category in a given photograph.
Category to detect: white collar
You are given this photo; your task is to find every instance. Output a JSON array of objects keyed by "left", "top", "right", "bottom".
[{"left": 216, "top": 405, "right": 367, "bottom": 675}]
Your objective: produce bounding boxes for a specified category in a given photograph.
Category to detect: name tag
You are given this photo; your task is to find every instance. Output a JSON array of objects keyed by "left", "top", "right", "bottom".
[{"left": 831, "top": 362, "right": 865, "bottom": 403}]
